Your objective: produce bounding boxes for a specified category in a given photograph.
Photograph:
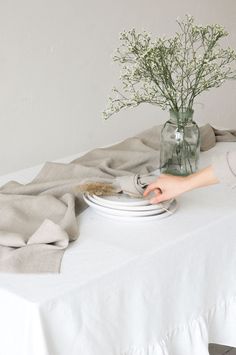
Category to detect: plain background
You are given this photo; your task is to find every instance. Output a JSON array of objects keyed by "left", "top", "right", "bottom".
[{"left": 0, "top": 0, "right": 235, "bottom": 175}]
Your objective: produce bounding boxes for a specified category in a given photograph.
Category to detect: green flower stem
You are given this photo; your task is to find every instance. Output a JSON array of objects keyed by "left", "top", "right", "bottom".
[{"left": 103, "top": 15, "right": 236, "bottom": 120}]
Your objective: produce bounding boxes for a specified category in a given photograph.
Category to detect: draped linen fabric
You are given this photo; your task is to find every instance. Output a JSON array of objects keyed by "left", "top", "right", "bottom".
[{"left": 0, "top": 124, "right": 235, "bottom": 273}]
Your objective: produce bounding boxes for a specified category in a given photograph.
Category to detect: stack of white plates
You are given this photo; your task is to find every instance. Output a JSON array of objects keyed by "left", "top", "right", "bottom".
[{"left": 83, "top": 193, "right": 177, "bottom": 221}]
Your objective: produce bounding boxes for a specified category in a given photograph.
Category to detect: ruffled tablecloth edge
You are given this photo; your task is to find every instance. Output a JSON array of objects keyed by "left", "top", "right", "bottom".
[{"left": 121, "top": 295, "right": 236, "bottom": 355}]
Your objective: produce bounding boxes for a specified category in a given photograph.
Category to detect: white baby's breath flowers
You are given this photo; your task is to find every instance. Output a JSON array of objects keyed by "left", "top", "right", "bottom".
[{"left": 103, "top": 15, "right": 236, "bottom": 119}]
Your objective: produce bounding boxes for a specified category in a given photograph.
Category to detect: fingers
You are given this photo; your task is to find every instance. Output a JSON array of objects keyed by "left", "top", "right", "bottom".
[
  {"left": 143, "top": 185, "right": 169, "bottom": 204},
  {"left": 150, "top": 194, "right": 166, "bottom": 204},
  {"left": 143, "top": 181, "right": 161, "bottom": 197},
  {"left": 146, "top": 188, "right": 165, "bottom": 204}
]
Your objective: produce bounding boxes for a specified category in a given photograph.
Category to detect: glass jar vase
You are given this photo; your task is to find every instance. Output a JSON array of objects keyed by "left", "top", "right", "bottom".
[{"left": 160, "top": 108, "right": 200, "bottom": 176}]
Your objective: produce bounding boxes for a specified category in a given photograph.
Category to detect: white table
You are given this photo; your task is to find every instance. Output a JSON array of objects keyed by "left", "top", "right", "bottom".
[{"left": 0, "top": 143, "right": 236, "bottom": 355}]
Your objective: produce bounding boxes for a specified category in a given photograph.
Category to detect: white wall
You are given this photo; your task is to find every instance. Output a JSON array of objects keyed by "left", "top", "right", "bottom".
[{"left": 0, "top": 0, "right": 235, "bottom": 175}]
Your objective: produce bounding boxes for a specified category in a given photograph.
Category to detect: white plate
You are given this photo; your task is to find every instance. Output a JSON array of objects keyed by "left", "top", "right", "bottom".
[
  {"left": 83, "top": 194, "right": 177, "bottom": 218},
  {"left": 91, "top": 193, "right": 173, "bottom": 209},
  {"left": 88, "top": 193, "right": 172, "bottom": 211},
  {"left": 89, "top": 200, "right": 178, "bottom": 222},
  {"left": 92, "top": 193, "right": 151, "bottom": 207}
]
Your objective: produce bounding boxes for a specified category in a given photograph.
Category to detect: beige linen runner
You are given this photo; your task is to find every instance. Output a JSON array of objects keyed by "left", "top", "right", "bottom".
[{"left": 0, "top": 124, "right": 235, "bottom": 273}]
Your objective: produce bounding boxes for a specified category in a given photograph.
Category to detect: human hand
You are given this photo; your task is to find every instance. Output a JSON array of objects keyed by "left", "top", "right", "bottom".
[
  {"left": 143, "top": 174, "right": 192, "bottom": 204},
  {"left": 143, "top": 166, "right": 219, "bottom": 204}
]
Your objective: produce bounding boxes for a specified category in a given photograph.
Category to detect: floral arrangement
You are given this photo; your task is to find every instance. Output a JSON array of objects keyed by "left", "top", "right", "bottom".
[{"left": 103, "top": 15, "right": 236, "bottom": 119}]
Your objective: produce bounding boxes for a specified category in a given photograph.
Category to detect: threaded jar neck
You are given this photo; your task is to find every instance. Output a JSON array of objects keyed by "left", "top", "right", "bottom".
[{"left": 169, "top": 108, "right": 194, "bottom": 125}]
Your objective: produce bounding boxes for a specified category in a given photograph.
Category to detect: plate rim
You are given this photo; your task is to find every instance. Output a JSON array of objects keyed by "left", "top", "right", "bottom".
[
  {"left": 87, "top": 193, "right": 171, "bottom": 211},
  {"left": 91, "top": 193, "right": 150, "bottom": 207},
  {"left": 90, "top": 193, "right": 173, "bottom": 208}
]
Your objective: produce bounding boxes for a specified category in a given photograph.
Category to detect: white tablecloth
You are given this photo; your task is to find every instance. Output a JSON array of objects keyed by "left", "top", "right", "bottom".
[{"left": 0, "top": 143, "right": 236, "bottom": 355}]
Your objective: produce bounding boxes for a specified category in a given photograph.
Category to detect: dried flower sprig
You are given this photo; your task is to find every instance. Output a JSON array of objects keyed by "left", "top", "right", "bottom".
[{"left": 103, "top": 15, "right": 236, "bottom": 119}]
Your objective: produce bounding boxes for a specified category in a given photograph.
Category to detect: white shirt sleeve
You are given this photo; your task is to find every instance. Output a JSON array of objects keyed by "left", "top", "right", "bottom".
[{"left": 212, "top": 151, "right": 236, "bottom": 188}]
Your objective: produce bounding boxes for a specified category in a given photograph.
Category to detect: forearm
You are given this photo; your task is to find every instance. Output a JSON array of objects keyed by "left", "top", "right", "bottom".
[{"left": 186, "top": 166, "right": 219, "bottom": 191}]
